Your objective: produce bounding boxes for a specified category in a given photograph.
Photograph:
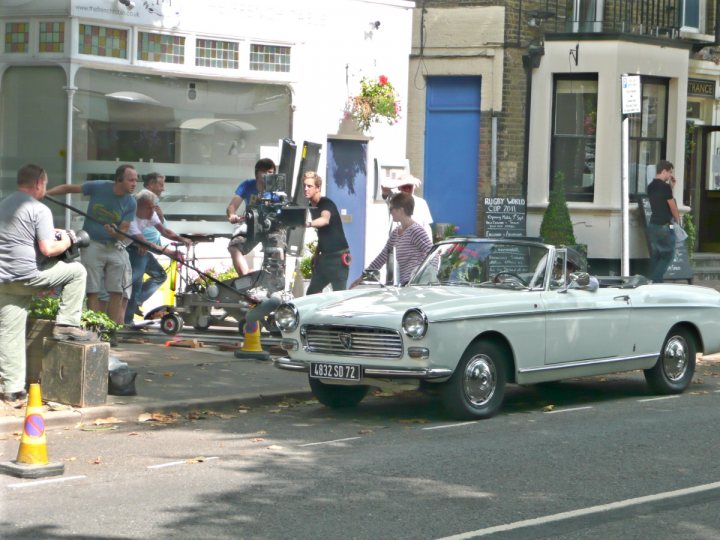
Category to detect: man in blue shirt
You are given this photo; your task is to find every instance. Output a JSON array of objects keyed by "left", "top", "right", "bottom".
[
  {"left": 225, "top": 158, "right": 276, "bottom": 275},
  {"left": 48, "top": 164, "right": 137, "bottom": 323}
]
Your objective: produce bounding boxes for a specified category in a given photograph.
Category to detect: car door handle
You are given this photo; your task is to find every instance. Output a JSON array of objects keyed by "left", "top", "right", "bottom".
[{"left": 614, "top": 295, "right": 630, "bottom": 302}]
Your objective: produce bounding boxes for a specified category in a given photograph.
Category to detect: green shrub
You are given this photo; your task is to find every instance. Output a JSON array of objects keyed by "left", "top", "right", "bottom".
[
  {"left": 27, "top": 294, "right": 120, "bottom": 341},
  {"left": 683, "top": 213, "right": 696, "bottom": 258},
  {"left": 299, "top": 241, "right": 317, "bottom": 279},
  {"left": 540, "top": 171, "right": 577, "bottom": 246}
]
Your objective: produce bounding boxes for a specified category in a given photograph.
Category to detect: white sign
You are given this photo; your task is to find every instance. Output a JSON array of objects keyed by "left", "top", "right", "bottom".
[
  {"left": 621, "top": 75, "right": 641, "bottom": 115},
  {"left": 71, "top": 0, "right": 183, "bottom": 28}
]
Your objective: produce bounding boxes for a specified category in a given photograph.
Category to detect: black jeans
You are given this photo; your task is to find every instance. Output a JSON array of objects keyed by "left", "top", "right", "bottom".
[{"left": 307, "top": 251, "right": 349, "bottom": 294}]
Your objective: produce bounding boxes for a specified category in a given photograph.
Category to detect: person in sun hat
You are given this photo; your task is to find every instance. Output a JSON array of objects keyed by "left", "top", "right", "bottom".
[{"left": 381, "top": 173, "right": 433, "bottom": 242}]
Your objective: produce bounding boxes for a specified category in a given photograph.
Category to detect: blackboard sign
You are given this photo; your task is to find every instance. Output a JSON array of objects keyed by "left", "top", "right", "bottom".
[
  {"left": 484, "top": 197, "right": 526, "bottom": 238},
  {"left": 487, "top": 244, "right": 531, "bottom": 276},
  {"left": 637, "top": 195, "right": 693, "bottom": 282}
]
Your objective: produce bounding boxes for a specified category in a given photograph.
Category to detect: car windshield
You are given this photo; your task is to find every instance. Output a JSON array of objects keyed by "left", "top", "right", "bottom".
[{"left": 409, "top": 239, "right": 550, "bottom": 289}]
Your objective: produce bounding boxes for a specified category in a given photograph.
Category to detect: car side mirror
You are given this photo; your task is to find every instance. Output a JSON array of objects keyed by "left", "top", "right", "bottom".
[
  {"left": 362, "top": 269, "right": 381, "bottom": 282},
  {"left": 570, "top": 272, "right": 590, "bottom": 288}
]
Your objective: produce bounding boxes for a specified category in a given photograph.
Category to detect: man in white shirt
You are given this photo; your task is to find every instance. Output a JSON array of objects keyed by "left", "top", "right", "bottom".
[
  {"left": 381, "top": 173, "right": 433, "bottom": 241},
  {"left": 124, "top": 189, "right": 190, "bottom": 325}
]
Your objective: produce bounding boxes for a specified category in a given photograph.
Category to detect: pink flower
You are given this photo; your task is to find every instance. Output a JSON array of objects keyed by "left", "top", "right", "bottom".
[{"left": 378, "top": 75, "right": 388, "bottom": 85}]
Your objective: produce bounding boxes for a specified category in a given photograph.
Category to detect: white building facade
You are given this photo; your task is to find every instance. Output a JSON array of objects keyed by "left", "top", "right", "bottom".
[{"left": 0, "top": 0, "right": 414, "bottom": 279}]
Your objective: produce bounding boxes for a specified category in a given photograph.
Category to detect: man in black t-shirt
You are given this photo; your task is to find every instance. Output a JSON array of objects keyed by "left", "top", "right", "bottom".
[
  {"left": 303, "top": 171, "right": 350, "bottom": 294},
  {"left": 646, "top": 160, "right": 680, "bottom": 283}
]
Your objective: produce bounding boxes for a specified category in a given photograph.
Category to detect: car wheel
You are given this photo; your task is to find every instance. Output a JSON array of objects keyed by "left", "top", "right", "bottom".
[
  {"left": 308, "top": 377, "right": 369, "bottom": 408},
  {"left": 644, "top": 327, "right": 696, "bottom": 394},
  {"left": 441, "top": 341, "right": 508, "bottom": 420},
  {"left": 160, "top": 313, "right": 184, "bottom": 335}
]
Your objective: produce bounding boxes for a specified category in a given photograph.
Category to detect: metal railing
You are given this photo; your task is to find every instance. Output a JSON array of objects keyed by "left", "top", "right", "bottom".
[{"left": 535, "top": 0, "right": 688, "bottom": 38}]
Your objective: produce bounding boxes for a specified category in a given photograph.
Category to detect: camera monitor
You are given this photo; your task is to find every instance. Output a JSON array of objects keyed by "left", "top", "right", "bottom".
[
  {"left": 277, "top": 206, "right": 307, "bottom": 227},
  {"left": 263, "top": 173, "right": 287, "bottom": 193}
]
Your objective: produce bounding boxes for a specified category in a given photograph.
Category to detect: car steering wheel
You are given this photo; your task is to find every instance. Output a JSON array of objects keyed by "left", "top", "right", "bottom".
[{"left": 492, "top": 271, "right": 528, "bottom": 286}]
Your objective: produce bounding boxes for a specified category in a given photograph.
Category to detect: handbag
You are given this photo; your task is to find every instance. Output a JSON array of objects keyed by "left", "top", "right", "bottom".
[{"left": 673, "top": 224, "right": 688, "bottom": 242}]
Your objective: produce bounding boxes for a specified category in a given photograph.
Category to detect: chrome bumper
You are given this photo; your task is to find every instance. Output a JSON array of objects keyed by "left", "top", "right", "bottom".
[{"left": 273, "top": 357, "right": 453, "bottom": 380}]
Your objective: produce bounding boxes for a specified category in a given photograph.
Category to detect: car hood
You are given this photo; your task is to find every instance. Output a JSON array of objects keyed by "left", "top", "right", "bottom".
[{"left": 293, "top": 285, "right": 529, "bottom": 325}]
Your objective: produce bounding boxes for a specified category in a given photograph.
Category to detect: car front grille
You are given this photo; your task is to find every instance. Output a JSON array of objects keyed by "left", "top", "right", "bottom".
[{"left": 302, "top": 325, "right": 403, "bottom": 358}]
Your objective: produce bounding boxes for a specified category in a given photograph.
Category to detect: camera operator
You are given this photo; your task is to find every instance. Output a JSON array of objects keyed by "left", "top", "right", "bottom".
[
  {"left": 0, "top": 165, "right": 95, "bottom": 405},
  {"left": 226, "top": 158, "right": 277, "bottom": 276}
]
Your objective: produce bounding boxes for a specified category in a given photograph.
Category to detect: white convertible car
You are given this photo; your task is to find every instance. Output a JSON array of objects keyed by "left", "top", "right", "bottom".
[{"left": 274, "top": 238, "right": 720, "bottom": 419}]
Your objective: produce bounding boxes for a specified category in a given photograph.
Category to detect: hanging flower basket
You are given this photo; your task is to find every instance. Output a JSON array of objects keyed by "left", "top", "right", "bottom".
[{"left": 347, "top": 75, "right": 401, "bottom": 133}]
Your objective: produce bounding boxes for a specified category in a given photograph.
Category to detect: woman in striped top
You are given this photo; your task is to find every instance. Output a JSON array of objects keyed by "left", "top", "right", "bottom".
[{"left": 357, "top": 192, "right": 433, "bottom": 286}]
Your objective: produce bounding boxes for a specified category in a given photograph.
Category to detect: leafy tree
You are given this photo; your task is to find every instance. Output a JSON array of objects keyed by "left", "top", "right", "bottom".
[{"left": 540, "top": 171, "right": 576, "bottom": 246}]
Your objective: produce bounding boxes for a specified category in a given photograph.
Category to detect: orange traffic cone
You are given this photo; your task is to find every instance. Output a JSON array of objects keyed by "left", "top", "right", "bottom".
[
  {"left": 234, "top": 320, "right": 270, "bottom": 361},
  {"left": 0, "top": 384, "right": 65, "bottom": 479}
]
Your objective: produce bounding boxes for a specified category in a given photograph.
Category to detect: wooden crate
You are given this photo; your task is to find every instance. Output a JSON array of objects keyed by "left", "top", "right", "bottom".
[
  {"left": 26, "top": 319, "right": 54, "bottom": 385},
  {"left": 40, "top": 339, "right": 110, "bottom": 407}
]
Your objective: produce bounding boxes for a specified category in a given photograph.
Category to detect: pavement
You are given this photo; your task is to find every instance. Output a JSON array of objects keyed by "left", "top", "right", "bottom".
[{"left": 0, "top": 326, "right": 312, "bottom": 432}]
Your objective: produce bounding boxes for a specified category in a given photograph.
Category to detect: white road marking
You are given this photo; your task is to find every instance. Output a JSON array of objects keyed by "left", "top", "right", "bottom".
[
  {"left": 147, "top": 456, "right": 219, "bottom": 469},
  {"left": 715, "top": 389, "right": 720, "bottom": 393},
  {"left": 298, "top": 437, "right": 361, "bottom": 447},
  {"left": 637, "top": 395, "right": 680, "bottom": 403},
  {"left": 7, "top": 475, "right": 86, "bottom": 489},
  {"left": 436, "top": 480, "right": 720, "bottom": 539},
  {"left": 422, "top": 422, "right": 479, "bottom": 430},
  {"left": 544, "top": 406, "right": 593, "bottom": 414}
]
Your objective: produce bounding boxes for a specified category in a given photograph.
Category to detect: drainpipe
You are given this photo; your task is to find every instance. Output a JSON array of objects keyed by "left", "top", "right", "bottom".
[
  {"left": 521, "top": 44, "right": 544, "bottom": 198},
  {"left": 491, "top": 110, "right": 498, "bottom": 197},
  {"left": 63, "top": 85, "right": 77, "bottom": 229}
]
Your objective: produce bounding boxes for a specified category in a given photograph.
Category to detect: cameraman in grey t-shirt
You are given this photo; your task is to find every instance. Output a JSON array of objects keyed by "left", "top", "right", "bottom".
[{"left": 0, "top": 164, "right": 95, "bottom": 405}]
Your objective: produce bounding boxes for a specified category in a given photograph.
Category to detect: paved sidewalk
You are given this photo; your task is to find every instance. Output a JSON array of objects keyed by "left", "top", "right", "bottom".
[{"left": 0, "top": 330, "right": 311, "bottom": 432}]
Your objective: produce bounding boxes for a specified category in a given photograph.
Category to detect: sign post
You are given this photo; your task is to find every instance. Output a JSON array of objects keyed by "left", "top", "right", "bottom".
[{"left": 620, "top": 74, "right": 641, "bottom": 276}]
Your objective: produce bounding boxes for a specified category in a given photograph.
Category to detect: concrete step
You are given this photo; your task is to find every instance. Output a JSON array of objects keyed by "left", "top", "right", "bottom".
[{"left": 691, "top": 253, "right": 720, "bottom": 270}]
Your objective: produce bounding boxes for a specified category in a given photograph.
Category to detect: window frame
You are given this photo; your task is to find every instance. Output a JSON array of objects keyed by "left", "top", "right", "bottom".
[
  {"left": 680, "top": 0, "right": 705, "bottom": 33},
  {"left": 628, "top": 76, "right": 669, "bottom": 200},
  {"left": 549, "top": 73, "right": 599, "bottom": 203}
]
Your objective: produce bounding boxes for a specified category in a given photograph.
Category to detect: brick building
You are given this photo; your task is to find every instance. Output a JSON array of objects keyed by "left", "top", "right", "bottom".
[{"left": 407, "top": 0, "right": 720, "bottom": 273}]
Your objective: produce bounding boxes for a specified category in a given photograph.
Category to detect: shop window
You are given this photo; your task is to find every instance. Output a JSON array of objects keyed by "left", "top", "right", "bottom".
[
  {"left": 78, "top": 24, "right": 127, "bottom": 59},
  {"left": 550, "top": 76, "right": 598, "bottom": 202},
  {"left": 0, "top": 66, "right": 67, "bottom": 218},
  {"left": 72, "top": 68, "right": 291, "bottom": 230},
  {"left": 39, "top": 22, "right": 65, "bottom": 53},
  {"left": 250, "top": 44, "right": 290, "bottom": 72},
  {"left": 196, "top": 39, "right": 239, "bottom": 69},
  {"left": 628, "top": 78, "right": 668, "bottom": 196},
  {"left": 4, "top": 22, "right": 29, "bottom": 53},
  {"left": 138, "top": 32, "right": 185, "bottom": 64}
]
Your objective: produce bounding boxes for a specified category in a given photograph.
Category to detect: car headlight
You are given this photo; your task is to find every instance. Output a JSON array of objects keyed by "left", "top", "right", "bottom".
[
  {"left": 402, "top": 308, "right": 427, "bottom": 339},
  {"left": 274, "top": 303, "right": 299, "bottom": 332}
]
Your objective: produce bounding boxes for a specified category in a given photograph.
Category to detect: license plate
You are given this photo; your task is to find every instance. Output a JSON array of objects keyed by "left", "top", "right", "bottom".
[{"left": 310, "top": 362, "right": 361, "bottom": 381}]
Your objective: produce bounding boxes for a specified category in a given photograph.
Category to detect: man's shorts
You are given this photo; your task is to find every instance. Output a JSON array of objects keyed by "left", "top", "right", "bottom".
[
  {"left": 81, "top": 240, "right": 131, "bottom": 295},
  {"left": 228, "top": 224, "right": 259, "bottom": 256}
]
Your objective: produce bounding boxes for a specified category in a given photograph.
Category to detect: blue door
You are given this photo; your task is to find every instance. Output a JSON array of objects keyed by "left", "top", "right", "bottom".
[
  {"left": 424, "top": 76, "right": 481, "bottom": 235},
  {"left": 326, "top": 138, "right": 367, "bottom": 284}
]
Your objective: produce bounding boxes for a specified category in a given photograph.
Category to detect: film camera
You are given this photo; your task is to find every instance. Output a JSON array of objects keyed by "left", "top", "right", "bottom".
[
  {"left": 54, "top": 229, "right": 90, "bottom": 261},
  {"left": 243, "top": 173, "right": 306, "bottom": 244}
]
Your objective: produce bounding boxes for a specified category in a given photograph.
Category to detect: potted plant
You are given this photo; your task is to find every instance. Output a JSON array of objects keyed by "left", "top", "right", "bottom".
[
  {"left": 347, "top": 75, "right": 401, "bottom": 133},
  {"left": 27, "top": 293, "right": 120, "bottom": 341},
  {"left": 540, "top": 171, "right": 588, "bottom": 265}
]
